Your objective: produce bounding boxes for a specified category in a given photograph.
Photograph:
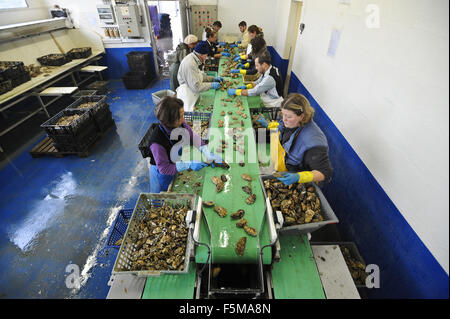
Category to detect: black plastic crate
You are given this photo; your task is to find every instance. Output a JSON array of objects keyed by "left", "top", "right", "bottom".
[
  {"left": 0, "top": 61, "right": 25, "bottom": 81},
  {"left": 0, "top": 79, "right": 12, "bottom": 95},
  {"left": 85, "top": 81, "right": 108, "bottom": 95},
  {"left": 71, "top": 90, "right": 98, "bottom": 99},
  {"left": 126, "top": 51, "right": 152, "bottom": 72},
  {"left": 10, "top": 70, "right": 31, "bottom": 88},
  {"left": 66, "top": 95, "right": 108, "bottom": 114},
  {"left": 122, "top": 71, "right": 151, "bottom": 89},
  {"left": 41, "top": 109, "right": 94, "bottom": 136},
  {"left": 67, "top": 47, "right": 92, "bottom": 59},
  {"left": 95, "top": 110, "right": 114, "bottom": 133},
  {"left": 37, "top": 54, "right": 71, "bottom": 66},
  {"left": 51, "top": 135, "right": 97, "bottom": 153},
  {"left": 49, "top": 121, "right": 98, "bottom": 146}
]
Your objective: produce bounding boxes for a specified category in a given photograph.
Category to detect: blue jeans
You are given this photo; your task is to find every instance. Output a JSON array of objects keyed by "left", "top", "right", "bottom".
[{"left": 149, "top": 165, "right": 174, "bottom": 193}]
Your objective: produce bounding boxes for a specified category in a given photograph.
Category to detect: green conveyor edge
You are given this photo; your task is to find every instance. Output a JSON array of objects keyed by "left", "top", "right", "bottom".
[
  {"left": 142, "top": 262, "right": 197, "bottom": 299},
  {"left": 271, "top": 234, "right": 325, "bottom": 299}
]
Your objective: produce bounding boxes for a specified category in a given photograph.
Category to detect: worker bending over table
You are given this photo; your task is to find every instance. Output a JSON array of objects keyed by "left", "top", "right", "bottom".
[
  {"left": 258, "top": 93, "right": 333, "bottom": 186},
  {"left": 230, "top": 36, "right": 267, "bottom": 76},
  {"left": 148, "top": 96, "right": 223, "bottom": 193},
  {"left": 169, "top": 34, "right": 198, "bottom": 91},
  {"left": 177, "top": 41, "right": 223, "bottom": 111},
  {"left": 227, "top": 51, "right": 284, "bottom": 108},
  {"left": 205, "top": 28, "right": 231, "bottom": 59},
  {"left": 237, "top": 21, "right": 250, "bottom": 50}
]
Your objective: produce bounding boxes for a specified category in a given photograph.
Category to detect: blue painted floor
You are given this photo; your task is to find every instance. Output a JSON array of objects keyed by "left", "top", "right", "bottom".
[{"left": 0, "top": 79, "right": 168, "bottom": 298}]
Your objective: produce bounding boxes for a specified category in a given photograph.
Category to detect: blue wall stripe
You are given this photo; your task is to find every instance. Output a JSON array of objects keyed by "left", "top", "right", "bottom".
[
  {"left": 267, "top": 46, "right": 449, "bottom": 298},
  {"left": 105, "top": 47, "right": 155, "bottom": 79}
]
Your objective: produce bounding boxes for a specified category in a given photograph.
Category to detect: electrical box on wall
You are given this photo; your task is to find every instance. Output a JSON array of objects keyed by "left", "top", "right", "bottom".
[
  {"left": 189, "top": 5, "right": 217, "bottom": 40},
  {"left": 97, "top": 4, "right": 115, "bottom": 24},
  {"left": 115, "top": 4, "right": 142, "bottom": 38}
]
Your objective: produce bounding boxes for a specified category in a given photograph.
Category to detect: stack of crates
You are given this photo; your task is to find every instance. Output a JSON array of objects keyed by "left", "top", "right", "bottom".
[
  {"left": 40, "top": 109, "right": 99, "bottom": 152},
  {"left": 122, "top": 51, "right": 153, "bottom": 89},
  {"left": 0, "top": 61, "right": 31, "bottom": 94},
  {"left": 66, "top": 96, "right": 115, "bottom": 133}
]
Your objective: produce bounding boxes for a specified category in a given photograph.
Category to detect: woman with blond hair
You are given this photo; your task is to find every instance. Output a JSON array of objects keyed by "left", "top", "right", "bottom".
[{"left": 257, "top": 93, "right": 333, "bottom": 185}]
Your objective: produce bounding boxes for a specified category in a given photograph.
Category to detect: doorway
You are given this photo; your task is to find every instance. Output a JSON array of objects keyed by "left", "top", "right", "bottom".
[
  {"left": 283, "top": 1, "right": 303, "bottom": 96},
  {"left": 147, "top": 0, "right": 185, "bottom": 78}
]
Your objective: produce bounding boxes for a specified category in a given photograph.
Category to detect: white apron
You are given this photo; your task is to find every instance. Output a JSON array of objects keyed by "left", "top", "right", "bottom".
[
  {"left": 261, "top": 92, "right": 283, "bottom": 108},
  {"left": 176, "top": 83, "right": 199, "bottom": 112}
]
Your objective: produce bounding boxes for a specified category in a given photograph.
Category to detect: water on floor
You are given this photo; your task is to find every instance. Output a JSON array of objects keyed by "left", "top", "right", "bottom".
[{"left": 0, "top": 79, "right": 169, "bottom": 298}]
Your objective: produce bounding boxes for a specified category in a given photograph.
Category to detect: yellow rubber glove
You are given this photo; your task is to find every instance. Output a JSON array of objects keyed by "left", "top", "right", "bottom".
[
  {"left": 243, "top": 62, "right": 250, "bottom": 68},
  {"left": 245, "top": 84, "right": 253, "bottom": 89},
  {"left": 239, "top": 69, "right": 247, "bottom": 75},
  {"left": 267, "top": 121, "right": 279, "bottom": 130},
  {"left": 240, "top": 54, "right": 247, "bottom": 60},
  {"left": 235, "top": 89, "right": 242, "bottom": 96},
  {"left": 298, "top": 171, "right": 314, "bottom": 183}
]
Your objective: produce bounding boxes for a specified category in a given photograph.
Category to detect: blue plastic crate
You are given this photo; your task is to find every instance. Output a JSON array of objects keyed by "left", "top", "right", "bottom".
[{"left": 105, "top": 209, "right": 133, "bottom": 250}]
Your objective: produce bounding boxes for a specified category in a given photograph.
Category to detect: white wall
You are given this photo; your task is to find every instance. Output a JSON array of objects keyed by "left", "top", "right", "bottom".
[
  {"left": 289, "top": 0, "right": 449, "bottom": 273},
  {"left": 0, "top": 0, "right": 49, "bottom": 26}
]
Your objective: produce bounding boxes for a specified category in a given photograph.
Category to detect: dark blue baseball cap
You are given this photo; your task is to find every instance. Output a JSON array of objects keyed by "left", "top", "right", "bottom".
[{"left": 194, "top": 41, "right": 209, "bottom": 55}]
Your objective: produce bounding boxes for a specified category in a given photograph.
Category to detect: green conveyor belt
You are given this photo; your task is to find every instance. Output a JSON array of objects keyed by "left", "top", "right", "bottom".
[
  {"left": 195, "top": 57, "right": 271, "bottom": 265},
  {"left": 142, "top": 262, "right": 197, "bottom": 299},
  {"left": 271, "top": 235, "right": 325, "bottom": 299}
]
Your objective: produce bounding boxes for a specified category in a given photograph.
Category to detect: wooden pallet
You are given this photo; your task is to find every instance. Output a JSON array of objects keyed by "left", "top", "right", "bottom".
[{"left": 30, "top": 121, "right": 115, "bottom": 158}]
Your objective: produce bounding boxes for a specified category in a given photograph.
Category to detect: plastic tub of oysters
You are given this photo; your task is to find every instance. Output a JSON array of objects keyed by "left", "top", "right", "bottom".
[
  {"left": 112, "top": 193, "right": 197, "bottom": 277},
  {"left": 261, "top": 174, "right": 338, "bottom": 235}
]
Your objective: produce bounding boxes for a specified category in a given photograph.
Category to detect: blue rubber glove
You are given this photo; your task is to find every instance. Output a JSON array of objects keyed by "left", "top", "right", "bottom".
[
  {"left": 222, "top": 52, "right": 231, "bottom": 57},
  {"left": 236, "top": 40, "right": 241, "bottom": 44},
  {"left": 223, "top": 48, "right": 229, "bottom": 53},
  {"left": 229, "top": 44, "right": 238, "bottom": 48},
  {"left": 176, "top": 161, "right": 208, "bottom": 172},
  {"left": 219, "top": 42, "right": 226, "bottom": 46},
  {"left": 276, "top": 172, "right": 300, "bottom": 186},
  {"left": 211, "top": 82, "right": 221, "bottom": 90},
  {"left": 237, "top": 63, "right": 244, "bottom": 69},
  {"left": 234, "top": 56, "right": 241, "bottom": 62},
  {"left": 228, "top": 88, "right": 237, "bottom": 96},
  {"left": 230, "top": 69, "right": 240, "bottom": 74},
  {"left": 256, "top": 115, "right": 268, "bottom": 128},
  {"left": 237, "top": 85, "right": 247, "bottom": 90},
  {"left": 199, "top": 145, "right": 223, "bottom": 166},
  {"left": 213, "top": 76, "right": 224, "bottom": 83}
]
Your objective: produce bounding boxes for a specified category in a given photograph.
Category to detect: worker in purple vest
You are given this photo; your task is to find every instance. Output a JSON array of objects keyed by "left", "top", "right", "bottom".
[
  {"left": 147, "top": 96, "right": 222, "bottom": 193},
  {"left": 257, "top": 93, "right": 333, "bottom": 185}
]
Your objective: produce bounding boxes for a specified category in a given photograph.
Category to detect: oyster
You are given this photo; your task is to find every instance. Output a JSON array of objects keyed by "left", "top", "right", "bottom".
[
  {"left": 263, "top": 178, "right": 324, "bottom": 226},
  {"left": 218, "top": 119, "right": 224, "bottom": 128},
  {"left": 203, "top": 201, "right": 215, "bottom": 207},
  {"left": 211, "top": 176, "right": 224, "bottom": 193},
  {"left": 220, "top": 111, "right": 225, "bottom": 116},
  {"left": 273, "top": 172, "right": 285, "bottom": 178},
  {"left": 220, "top": 174, "right": 228, "bottom": 183},
  {"left": 244, "top": 225, "right": 257, "bottom": 237},
  {"left": 242, "top": 186, "right": 252, "bottom": 195},
  {"left": 241, "top": 174, "right": 252, "bottom": 182},
  {"left": 235, "top": 237, "right": 246, "bottom": 256},
  {"left": 239, "top": 161, "right": 245, "bottom": 167},
  {"left": 245, "top": 193, "right": 256, "bottom": 205},
  {"left": 236, "top": 218, "right": 248, "bottom": 228},
  {"left": 304, "top": 209, "right": 315, "bottom": 223},
  {"left": 213, "top": 206, "right": 227, "bottom": 218},
  {"left": 231, "top": 209, "right": 245, "bottom": 219}
]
